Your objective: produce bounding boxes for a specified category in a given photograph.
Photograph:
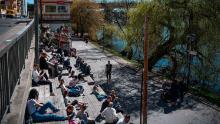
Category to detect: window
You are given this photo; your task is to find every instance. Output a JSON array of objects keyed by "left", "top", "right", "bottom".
[
  {"left": 58, "top": 6, "right": 68, "bottom": 13},
  {"left": 45, "top": 5, "right": 56, "bottom": 13}
]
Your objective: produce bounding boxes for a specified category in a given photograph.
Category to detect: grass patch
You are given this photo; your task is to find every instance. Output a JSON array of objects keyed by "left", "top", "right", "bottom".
[{"left": 190, "top": 86, "right": 220, "bottom": 106}]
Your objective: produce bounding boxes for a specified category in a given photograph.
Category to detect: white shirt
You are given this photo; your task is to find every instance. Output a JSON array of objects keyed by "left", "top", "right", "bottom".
[
  {"left": 101, "top": 107, "right": 118, "bottom": 123},
  {"left": 32, "top": 70, "right": 40, "bottom": 83},
  {"left": 117, "top": 118, "right": 127, "bottom": 124},
  {"left": 27, "top": 99, "right": 37, "bottom": 115}
]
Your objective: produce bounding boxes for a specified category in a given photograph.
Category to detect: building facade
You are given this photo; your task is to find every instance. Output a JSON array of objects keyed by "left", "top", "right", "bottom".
[
  {"left": 41, "top": 0, "right": 72, "bottom": 21},
  {"left": 21, "top": 0, "right": 27, "bottom": 16}
]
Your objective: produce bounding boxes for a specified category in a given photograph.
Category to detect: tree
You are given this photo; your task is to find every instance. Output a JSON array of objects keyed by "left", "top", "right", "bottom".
[
  {"left": 122, "top": 0, "right": 220, "bottom": 83},
  {"left": 8, "top": 0, "right": 18, "bottom": 10},
  {"left": 71, "top": 0, "right": 104, "bottom": 40}
]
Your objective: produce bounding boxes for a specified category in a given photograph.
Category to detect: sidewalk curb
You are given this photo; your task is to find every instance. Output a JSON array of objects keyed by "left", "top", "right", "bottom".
[
  {"left": 188, "top": 93, "right": 220, "bottom": 112},
  {"left": 88, "top": 41, "right": 140, "bottom": 72}
]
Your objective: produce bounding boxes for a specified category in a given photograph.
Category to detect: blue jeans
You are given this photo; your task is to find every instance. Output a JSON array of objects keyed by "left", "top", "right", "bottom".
[
  {"left": 93, "top": 92, "right": 107, "bottom": 101},
  {"left": 31, "top": 101, "right": 66, "bottom": 122},
  {"left": 68, "top": 85, "right": 84, "bottom": 96}
]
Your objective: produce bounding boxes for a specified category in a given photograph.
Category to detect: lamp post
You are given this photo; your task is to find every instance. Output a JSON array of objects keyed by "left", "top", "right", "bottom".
[
  {"left": 141, "top": 16, "right": 148, "bottom": 124},
  {"left": 40, "top": 0, "right": 42, "bottom": 28},
  {"left": 34, "top": 0, "right": 39, "bottom": 64},
  {"left": 102, "top": 24, "right": 105, "bottom": 52}
]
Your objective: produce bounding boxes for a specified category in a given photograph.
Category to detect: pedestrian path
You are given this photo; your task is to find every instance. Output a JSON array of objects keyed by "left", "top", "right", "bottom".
[
  {"left": 70, "top": 40, "right": 141, "bottom": 124},
  {"left": 32, "top": 50, "right": 109, "bottom": 124}
]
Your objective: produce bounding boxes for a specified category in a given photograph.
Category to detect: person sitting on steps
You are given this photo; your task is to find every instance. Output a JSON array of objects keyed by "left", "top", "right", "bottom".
[
  {"left": 92, "top": 85, "right": 107, "bottom": 101},
  {"left": 27, "top": 89, "right": 73, "bottom": 122},
  {"left": 101, "top": 102, "right": 118, "bottom": 124},
  {"left": 63, "top": 58, "right": 72, "bottom": 74},
  {"left": 116, "top": 114, "right": 130, "bottom": 124},
  {"left": 76, "top": 104, "right": 89, "bottom": 124},
  {"left": 58, "top": 79, "right": 84, "bottom": 97},
  {"left": 32, "top": 64, "right": 55, "bottom": 96}
]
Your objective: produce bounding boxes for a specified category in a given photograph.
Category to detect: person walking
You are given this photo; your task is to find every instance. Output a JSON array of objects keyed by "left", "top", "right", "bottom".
[{"left": 105, "top": 61, "right": 112, "bottom": 83}]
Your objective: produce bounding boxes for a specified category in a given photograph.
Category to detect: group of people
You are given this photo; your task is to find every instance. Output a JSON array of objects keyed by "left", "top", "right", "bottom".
[
  {"left": 99, "top": 90, "right": 129, "bottom": 124},
  {"left": 75, "top": 56, "right": 92, "bottom": 77},
  {"left": 27, "top": 25, "right": 131, "bottom": 124}
]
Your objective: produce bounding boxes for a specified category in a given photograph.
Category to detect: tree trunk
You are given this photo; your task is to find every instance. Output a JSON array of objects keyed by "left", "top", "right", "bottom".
[
  {"left": 127, "top": 48, "right": 133, "bottom": 60},
  {"left": 148, "top": 37, "right": 174, "bottom": 71}
]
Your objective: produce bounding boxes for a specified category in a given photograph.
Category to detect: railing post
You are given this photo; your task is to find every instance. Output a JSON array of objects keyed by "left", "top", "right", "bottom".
[
  {"left": 18, "top": 39, "right": 21, "bottom": 85},
  {"left": 34, "top": 0, "right": 39, "bottom": 64},
  {"left": 6, "top": 52, "right": 10, "bottom": 113}
]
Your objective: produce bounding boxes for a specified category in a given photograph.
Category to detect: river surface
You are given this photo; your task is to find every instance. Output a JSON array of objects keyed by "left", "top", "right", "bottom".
[{"left": 99, "top": 32, "right": 220, "bottom": 91}]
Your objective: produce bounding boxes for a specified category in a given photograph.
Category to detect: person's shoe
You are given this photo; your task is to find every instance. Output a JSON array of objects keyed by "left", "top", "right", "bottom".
[
  {"left": 53, "top": 109, "right": 60, "bottom": 113},
  {"left": 50, "top": 92, "right": 56, "bottom": 96}
]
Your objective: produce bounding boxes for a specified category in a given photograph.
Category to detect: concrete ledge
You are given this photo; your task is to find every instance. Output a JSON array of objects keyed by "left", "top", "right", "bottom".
[{"left": 1, "top": 36, "right": 35, "bottom": 124}]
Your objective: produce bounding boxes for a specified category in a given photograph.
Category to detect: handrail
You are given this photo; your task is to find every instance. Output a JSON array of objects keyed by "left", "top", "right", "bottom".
[
  {"left": 0, "top": 19, "right": 34, "bottom": 121},
  {"left": 0, "top": 19, "right": 34, "bottom": 57}
]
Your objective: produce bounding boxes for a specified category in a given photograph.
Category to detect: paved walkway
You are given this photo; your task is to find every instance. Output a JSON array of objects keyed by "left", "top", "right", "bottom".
[
  {"left": 0, "top": 18, "right": 28, "bottom": 44},
  {"left": 73, "top": 40, "right": 141, "bottom": 123},
  {"left": 72, "top": 40, "right": 220, "bottom": 124}
]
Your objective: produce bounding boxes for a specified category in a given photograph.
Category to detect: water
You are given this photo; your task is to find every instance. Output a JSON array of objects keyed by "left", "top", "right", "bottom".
[{"left": 106, "top": 33, "right": 220, "bottom": 91}]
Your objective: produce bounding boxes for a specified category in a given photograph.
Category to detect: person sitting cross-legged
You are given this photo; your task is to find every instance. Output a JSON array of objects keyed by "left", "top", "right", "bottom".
[
  {"left": 59, "top": 79, "right": 84, "bottom": 97},
  {"left": 116, "top": 114, "right": 130, "bottom": 124},
  {"left": 101, "top": 102, "right": 118, "bottom": 124},
  {"left": 27, "top": 89, "right": 73, "bottom": 122},
  {"left": 100, "top": 96, "right": 112, "bottom": 113},
  {"left": 32, "top": 64, "right": 55, "bottom": 96},
  {"left": 76, "top": 104, "right": 89, "bottom": 124}
]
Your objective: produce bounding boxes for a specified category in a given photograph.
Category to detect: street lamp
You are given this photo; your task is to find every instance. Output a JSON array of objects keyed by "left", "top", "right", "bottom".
[
  {"left": 40, "top": 0, "right": 42, "bottom": 28},
  {"left": 102, "top": 24, "right": 105, "bottom": 52},
  {"left": 141, "top": 16, "right": 148, "bottom": 124},
  {"left": 34, "top": 0, "right": 39, "bottom": 64}
]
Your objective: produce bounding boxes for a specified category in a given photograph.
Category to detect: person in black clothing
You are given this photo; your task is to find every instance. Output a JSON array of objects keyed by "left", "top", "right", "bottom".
[
  {"left": 63, "top": 58, "right": 72, "bottom": 73},
  {"left": 85, "top": 38, "right": 88, "bottom": 45},
  {"left": 85, "top": 65, "right": 91, "bottom": 76},
  {"left": 100, "top": 96, "right": 112, "bottom": 113},
  {"left": 75, "top": 57, "right": 81, "bottom": 68},
  {"left": 170, "top": 80, "right": 179, "bottom": 106},
  {"left": 79, "top": 60, "right": 85, "bottom": 71},
  {"left": 57, "top": 48, "right": 63, "bottom": 56},
  {"left": 105, "top": 61, "right": 112, "bottom": 83},
  {"left": 82, "top": 63, "right": 87, "bottom": 73},
  {"left": 39, "top": 52, "right": 49, "bottom": 79},
  {"left": 178, "top": 80, "right": 185, "bottom": 102},
  {"left": 40, "top": 52, "right": 48, "bottom": 70}
]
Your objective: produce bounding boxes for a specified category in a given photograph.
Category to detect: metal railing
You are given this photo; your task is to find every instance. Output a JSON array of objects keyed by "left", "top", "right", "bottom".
[{"left": 0, "top": 19, "right": 34, "bottom": 121}]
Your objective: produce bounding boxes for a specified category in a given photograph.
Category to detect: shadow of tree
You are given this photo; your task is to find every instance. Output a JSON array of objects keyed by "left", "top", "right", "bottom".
[{"left": 95, "top": 66, "right": 142, "bottom": 117}]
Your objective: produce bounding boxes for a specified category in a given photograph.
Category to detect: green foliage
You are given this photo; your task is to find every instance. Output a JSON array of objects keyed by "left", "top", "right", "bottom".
[
  {"left": 120, "top": 0, "right": 220, "bottom": 87},
  {"left": 102, "top": 23, "right": 117, "bottom": 47},
  {"left": 190, "top": 86, "right": 220, "bottom": 106},
  {"left": 71, "top": 0, "right": 104, "bottom": 40}
]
